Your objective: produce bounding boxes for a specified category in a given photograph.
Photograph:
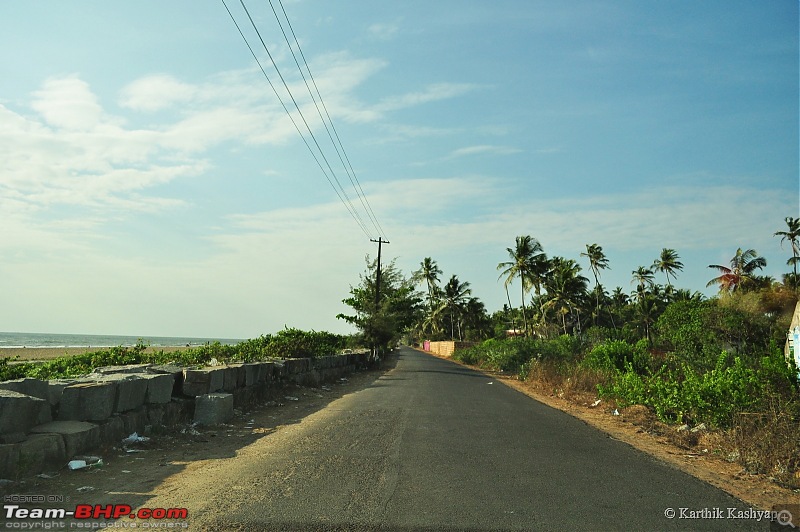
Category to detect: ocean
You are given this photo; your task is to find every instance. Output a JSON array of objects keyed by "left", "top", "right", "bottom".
[{"left": 0, "top": 331, "right": 244, "bottom": 349}]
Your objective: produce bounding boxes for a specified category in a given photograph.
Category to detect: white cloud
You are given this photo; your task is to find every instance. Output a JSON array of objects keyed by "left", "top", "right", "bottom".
[
  {"left": 119, "top": 74, "right": 198, "bottom": 112},
  {"left": 30, "top": 76, "right": 109, "bottom": 131},
  {"left": 446, "top": 145, "right": 522, "bottom": 159},
  {"left": 367, "top": 22, "right": 399, "bottom": 40}
]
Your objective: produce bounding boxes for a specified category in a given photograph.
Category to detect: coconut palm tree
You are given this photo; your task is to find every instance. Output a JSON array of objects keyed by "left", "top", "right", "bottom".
[
  {"left": 414, "top": 257, "right": 443, "bottom": 311},
  {"left": 631, "top": 266, "right": 655, "bottom": 302},
  {"left": 707, "top": 248, "right": 767, "bottom": 293},
  {"left": 581, "top": 243, "right": 609, "bottom": 324},
  {"left": 775, "top": 216, "right": 800, "bottom": 290},
  {"left": 544, "top": 257, "right": 589, "bottom": 335},
  {"left": 434, "top": 275, "right": 472, "bottom": 340},
  {"left": 497, "top": 236, "right": 546, "bottom": 336},
  {"left": 652, "top": 248, "right": 683, "bottom": 288}
]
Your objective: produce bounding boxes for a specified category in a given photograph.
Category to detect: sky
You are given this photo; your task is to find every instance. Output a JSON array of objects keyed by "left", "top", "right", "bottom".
[{"left": 0, "top": 1, "right": 797, "bottom": 339}]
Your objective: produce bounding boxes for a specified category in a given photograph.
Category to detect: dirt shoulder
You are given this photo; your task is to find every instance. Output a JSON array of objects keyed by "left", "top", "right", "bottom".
[{"left": 422, "top": 349, "right": 799, "bottom": 512}]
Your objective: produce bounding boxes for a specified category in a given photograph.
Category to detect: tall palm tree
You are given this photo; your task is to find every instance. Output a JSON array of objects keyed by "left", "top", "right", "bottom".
[
  {"left": 497, "top": 236, "right": 546, "bottom": 335},
  {"left": 775, "top": 216, "right": 800, "bottom": 290},
  {"left": 414, "top": 257, "right": 443, "bottom": 311},
  {"left": 652, "top": 248, "right": 683, "bottom": 288},
  {"left": 544, "top": 257, "right": 589, "bottom": 335},
  {"left": 435, "top": 275, "right": 472, "bottom": 340},
  {"left": 707, "top": 248, "right": 767, "bottom": 293},
  {"left": 631, "top": 266, "right": 655, "bottom": 302},
  {"left": 581, "top": 243, "right": 609, "bottom": 324}
]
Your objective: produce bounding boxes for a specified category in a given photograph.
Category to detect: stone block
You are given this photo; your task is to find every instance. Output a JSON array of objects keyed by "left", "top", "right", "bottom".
[
  {"left": 141, "top": 373, "right": 175, "bottom": 403},
  {"left": 222, "top": 366, "right": 239, "bottom": 392},
  {"left": 16, "top": 433, "right": 66, "bottom": 474},
  {"left": 30, "top": 421, "right": 100, "bottom": 458},
  {"left": 47, "top": 379, "right": 76, "bottom": 406},
  {"left": 0, "top": 377, "right": 49, "bottom": 400},
  {"left": 94, "top": 363, "right": 152, "bottom": 375},
  {"left": 271, "top": 361, "right": 285, "bottom": 379},
  {"left": 194, "top": 393, "right": 234, "bottom": 426},
  {"left": 98, "top": 416, "right": 126, "bottom": 443},
  {"left": 242, "top": 363, "right": 260, "bottom": 386},
  {"left": 283, "top": 358, "right": 310, "bottom": 374},
  {"left": 183, "top": 368, "right": 224, "bottom": 396},
  {"left": 99, "top": 374, "right": 148, "bottom": 412},
  {"left": 58, "top": 382, "right": 116, "bottom": 421},
  {"left": 0, "top": 390, "right": 48, "bottom": 435},
  {"left": 0, "top": 444, "right": 19, "bottom": 479},
  {"left": 258, "top": 362, "right": 274, "bottom": 382},
  {"left": 121, "top": 409, "right": 148, "bottom": 435}
]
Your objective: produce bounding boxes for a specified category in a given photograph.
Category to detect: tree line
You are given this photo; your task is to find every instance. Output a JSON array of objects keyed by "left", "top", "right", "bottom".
[{"left": 339, "top": 216, "right": 799, "bottom": 353}]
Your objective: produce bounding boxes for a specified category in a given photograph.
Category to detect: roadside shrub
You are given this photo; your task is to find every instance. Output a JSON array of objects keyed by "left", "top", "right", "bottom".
[{"left": 582, "top": 339, "right": 651, "bottom": 374}]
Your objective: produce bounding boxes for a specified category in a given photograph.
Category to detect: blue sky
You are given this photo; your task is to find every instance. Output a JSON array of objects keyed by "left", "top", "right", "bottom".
[{"left": 0, "top": 1, "right": 797, "bottom": 338}]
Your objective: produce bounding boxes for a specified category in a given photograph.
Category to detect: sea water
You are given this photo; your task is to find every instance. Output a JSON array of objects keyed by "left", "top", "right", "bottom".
[{"left": 0, "top": 331, "right": 244, "bottom": 349}]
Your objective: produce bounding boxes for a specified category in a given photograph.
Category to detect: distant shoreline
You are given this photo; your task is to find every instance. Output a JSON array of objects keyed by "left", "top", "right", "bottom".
[{"left": 0, "top": 345, "right": 193, "bottom": 362}]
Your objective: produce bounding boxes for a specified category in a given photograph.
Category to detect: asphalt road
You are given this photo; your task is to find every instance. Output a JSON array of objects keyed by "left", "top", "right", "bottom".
[{"left": 146, "top": 347, "right": 771, "bottom": 530}]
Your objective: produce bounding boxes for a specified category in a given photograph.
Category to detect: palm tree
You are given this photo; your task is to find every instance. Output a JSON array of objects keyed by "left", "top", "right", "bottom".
[
  {"left": 414, "top": 257, "right": 443, "bottom": 311},
  {"left": 544, "top": 257, "right": 589, "bottom": 335},
  {"left": 497, "top": 236, "right": 546, "bottom": 336},
  {"left": 707, "top": 248, "right": 767, "bottom": 293},
  {"left": 631, "top": 266, "right": 655, "bottom": 302},
  {"left": 775, "top": 217, "right": 800, "bottom": 290},
  {"left": 652, "top": 248, "right": 683, "bottom": 288},
  {"left": 435, "top": 275, "right": 472, "bottom": 340},
  {"left": 581, "top": 243, "right": 609, "bottom": 325}
]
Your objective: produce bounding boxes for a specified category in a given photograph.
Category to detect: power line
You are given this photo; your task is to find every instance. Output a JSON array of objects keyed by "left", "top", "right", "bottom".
[
  {"left": 221, "top": 0, "right": 387, "bottom": 240},
  {"left": 269, "top": 0, "right": 387, "bottom": 240}
]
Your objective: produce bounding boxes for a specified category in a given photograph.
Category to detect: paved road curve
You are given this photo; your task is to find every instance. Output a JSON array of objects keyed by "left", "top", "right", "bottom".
[{"left": 150, "top": 347, "right": 769, "bottom": 530}]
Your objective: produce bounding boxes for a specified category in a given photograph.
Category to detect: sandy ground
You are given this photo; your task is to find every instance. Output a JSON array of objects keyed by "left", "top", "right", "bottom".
[{"left": 1, "top": 345, "right": 193, "bottom": 362}]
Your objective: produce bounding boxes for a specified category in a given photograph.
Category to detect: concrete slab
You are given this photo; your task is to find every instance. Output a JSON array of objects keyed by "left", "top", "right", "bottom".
[
  {"left": 47, "top": 379, "right": 77, "bottom": 406},
  {"left": 94, "top": 364, "right": 152, "bottom": 375}
]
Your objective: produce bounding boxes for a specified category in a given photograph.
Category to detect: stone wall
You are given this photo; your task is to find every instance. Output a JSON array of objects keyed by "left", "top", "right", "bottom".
[{"left": 0, "top": 352, "right": 371, "bottom": 479}]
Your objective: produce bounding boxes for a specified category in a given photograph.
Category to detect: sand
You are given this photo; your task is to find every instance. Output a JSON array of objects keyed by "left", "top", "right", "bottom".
[{"left": 0, "top": 345, "right": 192, "bottom": 362}]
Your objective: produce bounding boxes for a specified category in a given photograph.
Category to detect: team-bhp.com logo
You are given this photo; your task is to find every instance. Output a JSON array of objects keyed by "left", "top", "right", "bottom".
[{"left": 4, "top": 504, "right": 188, "bottom": 520}]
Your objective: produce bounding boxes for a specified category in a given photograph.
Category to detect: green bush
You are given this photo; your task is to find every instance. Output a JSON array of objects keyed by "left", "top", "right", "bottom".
[{"left": 582, "top": 339, "right": 651, "bottom": 374}]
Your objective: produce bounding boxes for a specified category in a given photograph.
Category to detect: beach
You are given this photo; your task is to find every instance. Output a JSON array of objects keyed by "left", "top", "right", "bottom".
[{"left": 0, "top": 345, "right": 193, "bottom": 362}]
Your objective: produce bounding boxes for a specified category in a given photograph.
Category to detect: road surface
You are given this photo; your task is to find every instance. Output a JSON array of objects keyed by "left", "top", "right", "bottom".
[{"left": 126, "top": 346, "right": 773, "bottom": 530}]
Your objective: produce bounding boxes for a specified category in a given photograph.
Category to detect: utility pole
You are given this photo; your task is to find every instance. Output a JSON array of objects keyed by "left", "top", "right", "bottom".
[{"left": 370, "top": 238, "right": 389, "bottom": 312}]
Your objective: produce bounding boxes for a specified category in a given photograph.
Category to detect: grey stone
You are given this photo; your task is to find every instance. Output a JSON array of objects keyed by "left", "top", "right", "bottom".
[
  {"left": 16, "top": 433, "right": 66, "bottom": 474},
  {"left": 222, "top": 366, "right": 239, "bottom": 392},
  {"left": 141, "top": 373, "right": 174, "bottom": 403},
  {"left": 0, "top": 433, "right": 27, "bottom": 444},
  {"left": 0, "top": 377, "right": 49, "bottom": 400},
  {"left": 47, "top": 379, "right": 77, "bottom": 406},
  {"left": 58, "top": 382, "right": 116, "bottom": 421},
  {"left": 194, "top": 393, "right": 234, "bottom": 425},
  {"left": 98, "top": 416, "right": 126, "bottom": 443},
  {"left": 98, "top": 374, "right": 148, "bottom": 412},
  {"left": 258, "top": 362, "right": 274, "bottom": 382},
  {"left": 94, "top": 364, "right": 152, "bottom": 375},
  {"left": 0, "top": 444, "right": 19, "bottom": 479},
  {"left": 242, "top": 363, "right": 260, "bottom": 386},
  {"left": 182, "top": 368, "right": 211, "bottom": 396},
  {"left": 30, "top": 421, "right": 99, "bottom": 458},
  {"left": 0, "top": 390, "right": 48, "bottom": 434}
]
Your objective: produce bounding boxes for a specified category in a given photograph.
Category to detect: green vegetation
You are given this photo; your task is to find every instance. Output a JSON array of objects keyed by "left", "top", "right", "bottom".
[{"left": 0, "top": 328, "right": 348, "bottom": 381}]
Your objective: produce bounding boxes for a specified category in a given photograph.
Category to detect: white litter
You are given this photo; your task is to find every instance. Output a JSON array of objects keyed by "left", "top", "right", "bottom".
[
  {"left": 67, "top": 460, "right": 87, "bottom": 471},
  {"left": 76, "top": 486, "right": 95, "bottom": 493},
  {"left": 284, "top": 396, "right": 299, "bottom": 401},
  {"left": 487, "top": 381, "right": 493, "bottom": 385},
  {"left": 122, "top": 432, "right": 150, "bottom": 444},
  {"left": 612, "top": 409, "right": 620, "bottom": 416},
  {"left": 590, "top": 399, "right": 602, "bottom": 408}
]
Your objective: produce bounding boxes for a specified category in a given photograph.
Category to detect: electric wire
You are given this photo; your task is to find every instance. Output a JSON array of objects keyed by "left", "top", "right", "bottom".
[
  {"left": 269, "top": 0, "right": 387, "bottom": 240},
  {"left": 223, "top": 0, "right": 376, "bottom": 239}
]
